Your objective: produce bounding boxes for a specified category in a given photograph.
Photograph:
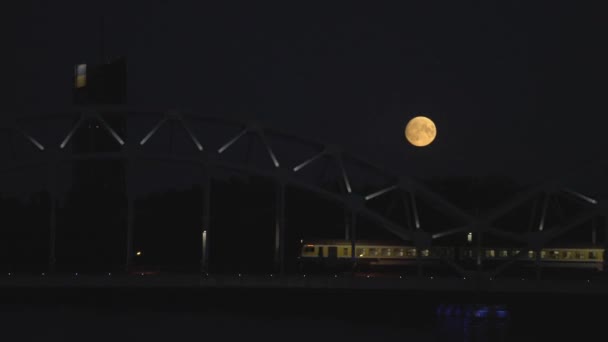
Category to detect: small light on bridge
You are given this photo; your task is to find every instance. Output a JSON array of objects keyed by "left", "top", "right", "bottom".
[
  {"left": 136, "top": 251, "right": 142, "bottom": 256},
  {"left": 399, "top": 276, "right": 403, "bottom": 279},
  {"left": 300, "top": 239, "right": 303, "bottom": 243},
  {"left": 7, "top": 273, "right": 11, "bottom": 276},
  {"left": 141, "top": 273, "right": 144, "bottom": 276},
  {"left": 334, "top": 274, "right": 337, "bottom": 278},
  {"left": 238, "top": 273, "right": 242, "bottom": 277},
  {"left": 41, "top": 273, "right": 45, "bottom": 276},
  {"left": 108, "top": 273, "right": 112, "bottom": 276},
  {"left": 463, "top": 277, "right": 466, "bottom": 280},
  {"left": 430, "top": 276, "right": 434, "bottom": 280},
  {"left": 303, "top": 274, "right": 306, "bottom": 278},
  {"left": 75, "top": 273, "right": 78, "bottom": 276},
  {"left": 270, "top": 274, "right": 273, "bottom": 278}
]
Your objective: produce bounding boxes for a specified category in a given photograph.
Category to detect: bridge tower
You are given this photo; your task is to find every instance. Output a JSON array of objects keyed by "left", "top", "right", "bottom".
[{"left": 58, "top": 56, "right": 128, "bottom": 272}]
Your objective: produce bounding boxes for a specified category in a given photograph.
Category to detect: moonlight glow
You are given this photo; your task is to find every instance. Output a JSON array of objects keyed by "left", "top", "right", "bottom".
[{"left": 405, "top": 116, "right": 437, "bottom": 147}]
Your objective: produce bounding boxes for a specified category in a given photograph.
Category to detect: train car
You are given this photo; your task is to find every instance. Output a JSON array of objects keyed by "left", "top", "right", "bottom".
[
  {"left": 458, "top": 246, "right": 605, "bottom": 270},
  {"left": 298, "top": 240, "right": 454, "bottom": 272},
  {"left": 299, "top": 240, "right": 606, "bottom": 273}
]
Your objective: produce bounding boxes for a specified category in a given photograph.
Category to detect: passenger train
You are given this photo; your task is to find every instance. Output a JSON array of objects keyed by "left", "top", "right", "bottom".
[{"left": 299, "top": 240, "right": 605, "bottom": 272}]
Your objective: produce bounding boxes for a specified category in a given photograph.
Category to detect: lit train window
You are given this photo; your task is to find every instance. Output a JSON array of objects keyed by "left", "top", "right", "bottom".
[
  {"left": 381, "top": 248, "right": 390, "bottom": 257},
  {"left": 589, "top": 251, "right": 597, "bottom": 259},
  {"left": 486, "top": 250, "right": 495, "bottom": 258},
  {"left": 562, "top": 251, "right": 570, "bottom": 259},
  {"left": 512, "top": 250, "right": 520, "bottom": 256},
  {"left": 407, "top": 249, "right": 416, "bottom": 257},
  {"left": 421, "top": 249, "right": 429, "bottom": 257},
  {"left": 343, "top": 248, "right": 349, "bottom": 256},
  {"left": 395, "top": 248, "right": 404, "bottom": 257},
  {"left": 528, "top": 251, "right": 535, "bottom": 259},
  {"left": 356, "top": 248, "right": 365, "bottom": 257},
  {"left": 541, "top": 251, "right": 546, "bottom": 259},
  {"left": 369, "top": 248, "right": 378, "bottom": 256}
]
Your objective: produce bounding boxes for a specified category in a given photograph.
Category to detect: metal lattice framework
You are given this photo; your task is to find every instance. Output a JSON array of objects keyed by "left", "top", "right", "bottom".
[{"left": 1, "top": 106, "right": 607, "bottom": 279}]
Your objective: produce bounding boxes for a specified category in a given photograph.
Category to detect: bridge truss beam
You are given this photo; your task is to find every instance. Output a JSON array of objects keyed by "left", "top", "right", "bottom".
[{"left": 0, "top": 107, "right": 605, "bottom": 280}]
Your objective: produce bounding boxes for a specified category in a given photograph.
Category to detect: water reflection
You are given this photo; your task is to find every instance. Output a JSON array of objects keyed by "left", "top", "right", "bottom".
[{"left": 435, "top": 305, "right": 510, "bottom": 342}]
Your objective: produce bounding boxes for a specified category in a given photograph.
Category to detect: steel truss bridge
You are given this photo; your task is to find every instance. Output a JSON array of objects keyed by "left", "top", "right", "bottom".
[{"left": 1, "top": 106, "right": 607, "bottom": 293}]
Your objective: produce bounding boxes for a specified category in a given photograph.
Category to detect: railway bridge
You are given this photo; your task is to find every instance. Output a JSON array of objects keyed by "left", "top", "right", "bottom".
[{"left": 1, "top": 106, "right": 607, "bottom": 293}]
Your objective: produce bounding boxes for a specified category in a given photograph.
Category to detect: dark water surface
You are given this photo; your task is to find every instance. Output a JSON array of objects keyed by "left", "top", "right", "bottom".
[{"left": 0, "top": 288, "right": 605, "bottom": 341}]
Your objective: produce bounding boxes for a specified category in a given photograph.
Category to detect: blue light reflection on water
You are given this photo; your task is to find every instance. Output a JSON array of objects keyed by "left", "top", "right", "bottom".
[
  {"left": 435, "top": 304, "right": 511, "bottom": 341},
  {"left": 437, "top": 304, "right": 509, "bottom": 320},
  {"left": 435, "top": 316, "right": 510, "bottom": 342}
]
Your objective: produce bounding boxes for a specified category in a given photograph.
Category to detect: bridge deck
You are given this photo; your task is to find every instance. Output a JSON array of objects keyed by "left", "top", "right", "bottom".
[{"left": 2, "top": 274, "right": 608, "bottom": 295}]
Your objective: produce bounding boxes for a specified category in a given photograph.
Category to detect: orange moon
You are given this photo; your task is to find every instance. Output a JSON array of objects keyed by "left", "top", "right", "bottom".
[{"left": 405, "top": 116, "right": 437, "bottom": 147}]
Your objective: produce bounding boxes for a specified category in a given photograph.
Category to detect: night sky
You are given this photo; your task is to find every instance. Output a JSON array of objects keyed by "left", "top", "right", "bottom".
[
  {"left": 3, "top": 5, "right": 608, "bottom": 337},
  {"left": 4, "top": 1, "right": 605, "bottom": 192}
]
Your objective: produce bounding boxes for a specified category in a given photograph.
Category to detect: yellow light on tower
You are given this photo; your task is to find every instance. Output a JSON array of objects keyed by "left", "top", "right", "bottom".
[{"left": 75, "top": 64, "right": 87, "bottom": 88}]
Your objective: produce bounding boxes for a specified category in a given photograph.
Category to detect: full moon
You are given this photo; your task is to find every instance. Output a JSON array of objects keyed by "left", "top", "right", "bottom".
[{"left": 405, "top": 116, "right": 437, "bottom": 147}]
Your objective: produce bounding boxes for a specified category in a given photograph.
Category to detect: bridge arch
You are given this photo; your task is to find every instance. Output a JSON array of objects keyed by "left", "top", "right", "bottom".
[{"left": 0, "top": 106, "right": 606, "bottom": 278}]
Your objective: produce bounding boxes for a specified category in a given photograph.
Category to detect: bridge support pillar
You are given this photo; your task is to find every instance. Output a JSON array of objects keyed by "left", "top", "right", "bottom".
[
  {"left": 592, "top": 217, "right": 597, "bottom": 245},
  {"left": 125, "top": 195, "right": 134, "bottom": 273},
  {"left": 538, "top": 193, "right": 549, "bottom": 231},
  {"left": 476, "top": 230, "right": 483, "bottom": 279},
  {"left": 603, "top": 211, "right": 608, "bottom": 272},
  {"left": 535, "top": 249, "right": 542, "bottom": 281},
  {"left": 274, "top": 182, "right": 285, "bottom": 274},
  {"left": 201, "top": 172, "right": 211, "bottom": 273},
  {"left": 410, "top": 192, "right": 420, "bottom": 229},
  {"left": 350, "top": 210, "right": 357, "bottom": 270},
  {"left": 402, "top": 194, "right": 412, "bottom": 230},
  {"left": 344, "top": 209, "right": 350, "bottom": 240},
  {"left": 47, "top": 161, "right": 58, "bottom": 273},
  {"left": 48, "top": 192, "right": 57, "bottom": 273},
  {"left": 124, "top": 151, "right": 136, "bottom": 274}
]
